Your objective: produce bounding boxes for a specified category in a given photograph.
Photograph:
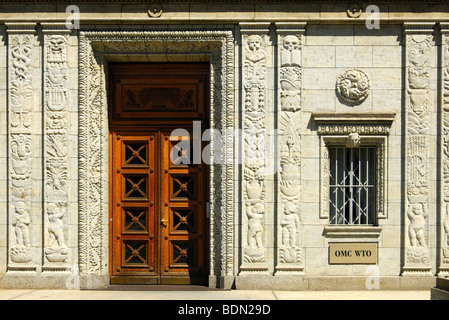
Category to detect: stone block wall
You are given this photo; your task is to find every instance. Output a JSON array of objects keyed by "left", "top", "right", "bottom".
[{"left": 0, "top": 1, "right": 447, "bottom": 290}]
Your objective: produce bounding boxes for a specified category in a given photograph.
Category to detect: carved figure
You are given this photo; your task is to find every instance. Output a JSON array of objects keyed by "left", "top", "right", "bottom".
[
  {"left": 408, "top": 202, "right": 428, "bottom": 247},
  {"left": 280, "top": 203, "right": 300, "bottom": 248},
  {"left": 281, "top": 35, "right": 301, "bottom": 67},
  {"left": 246, "top": 202, "right": 264, "bottom": 248},
  {"left": 46, "top": 203, "right": 66, "bottom": 248},
  {"left": 346, "top": 133, "right": 361, "bottom": 148},
  {"left": 12, "top": 201, "right": 31, "bottom": 247}
]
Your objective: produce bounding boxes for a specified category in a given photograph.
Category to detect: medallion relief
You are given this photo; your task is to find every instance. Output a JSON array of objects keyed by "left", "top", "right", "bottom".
[{"left": 336, "top": 68, "right": 370, "bottom": 104}]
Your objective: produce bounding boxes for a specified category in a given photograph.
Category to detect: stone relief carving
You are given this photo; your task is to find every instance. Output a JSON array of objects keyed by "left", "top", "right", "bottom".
[
  {"left": 279, "top": 34, "right": 302, "bottom": 112},
  {"left": 441, "top": 26, "right": 449, "bottom": 272},
  {"left": 10, "top": 201, "right": 32, "bottom": 263},
  {"left": 275, "top": 24, "right": 305, "bottom": 272},
  {"left": 7, "top": 27, "right": 36, "bottom": 267},
  {"left": 241, "top": 30, "right": 268, "bottom": 266},
  {"left": 336, "top": 68, "right": 370, "bottom": 104},
  {"left": 79, "top": 30, "right": 235, "bottom": 285},
  {"left": 43, "top": 30, "right": 70, "bottom": 265},
  {"left": 403, "top": 26, "right": 433, "bottom": 274}
]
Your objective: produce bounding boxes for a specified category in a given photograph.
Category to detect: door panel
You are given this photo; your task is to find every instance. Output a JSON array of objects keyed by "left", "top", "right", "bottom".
[
  {"left": 160, "top": 132, "right": 206, "bottom": 279},
  {"left": 110, "top": 131, "right": 207, "bottom": 284},
  {"left": 111, "top": 132, "right": 157, "bottom": 280}
]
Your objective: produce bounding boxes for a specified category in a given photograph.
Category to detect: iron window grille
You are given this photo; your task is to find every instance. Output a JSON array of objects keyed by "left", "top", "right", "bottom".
[{"left": 328, "top": 146, "right": 377, "bottom": 225}]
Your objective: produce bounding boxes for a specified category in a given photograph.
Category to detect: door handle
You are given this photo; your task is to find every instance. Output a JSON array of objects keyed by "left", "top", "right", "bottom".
[{"left": 160, "top": 219, "right": 168, "bottom": 226}]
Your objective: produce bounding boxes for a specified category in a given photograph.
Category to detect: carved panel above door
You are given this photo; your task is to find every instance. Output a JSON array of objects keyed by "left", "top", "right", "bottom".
[{"left": 108, "top": 63, "right": 208, "bottom": 126}]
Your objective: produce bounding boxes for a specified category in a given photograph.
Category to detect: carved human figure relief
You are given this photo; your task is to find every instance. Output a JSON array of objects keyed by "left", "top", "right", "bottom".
[
  {"left": 10, "top": 201, "right": 32, "bottom": 263},
  {"left": 246, "top": 202, "right": 265, "bottom": 249},
  {"left": 280, "top": 203, "right": 301, "bottom": 248},
  {"left": 407, "top": 202, "right": 428, "bottom": 247}
]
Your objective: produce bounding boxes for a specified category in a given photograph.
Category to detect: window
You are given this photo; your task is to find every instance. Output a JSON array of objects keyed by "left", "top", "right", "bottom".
[{"left": 328, "top": 146, "right": 377, "bottom": 225}]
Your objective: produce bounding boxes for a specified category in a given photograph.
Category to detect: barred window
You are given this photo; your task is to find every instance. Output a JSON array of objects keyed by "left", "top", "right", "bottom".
[{"left": 328, "top": 146, "right": 377, "bottom": 225}]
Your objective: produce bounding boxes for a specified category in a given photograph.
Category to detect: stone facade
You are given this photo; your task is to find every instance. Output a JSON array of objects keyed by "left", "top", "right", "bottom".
[{"left": 0, "top": 1, "right": 448, "bottom": 290}]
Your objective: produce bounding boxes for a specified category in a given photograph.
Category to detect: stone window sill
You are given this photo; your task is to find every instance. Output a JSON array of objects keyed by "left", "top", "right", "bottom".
[{"left": 323, "top": 225, "right": 382, "bottom": 239}]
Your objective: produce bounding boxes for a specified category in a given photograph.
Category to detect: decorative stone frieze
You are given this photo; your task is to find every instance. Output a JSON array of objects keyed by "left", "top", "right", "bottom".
[{"left": 402, "top": 22, "right": 435, "bottom": 276}]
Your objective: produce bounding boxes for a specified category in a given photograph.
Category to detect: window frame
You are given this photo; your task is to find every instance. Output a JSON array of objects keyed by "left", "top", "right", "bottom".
[
  {"left": 320, "top": 135, "right": 387, "bottom": 224},
  {"left": 327, "top": 144, "right": 378, "bottom": 226}
]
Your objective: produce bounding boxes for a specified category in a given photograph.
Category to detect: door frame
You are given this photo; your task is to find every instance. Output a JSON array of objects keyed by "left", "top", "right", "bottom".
[{"left": 78, "top": 30, "right": 235, "bottom": 289}]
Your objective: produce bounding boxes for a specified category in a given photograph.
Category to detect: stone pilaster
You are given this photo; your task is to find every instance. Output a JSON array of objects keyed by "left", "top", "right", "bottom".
[
  {"left": 402, "top": 22, "right": 435, "bottom": 276},
  {"left": 439, "top": 22, "right": 449, "bottom": 277},
  {"left": 239, "top": 22, "right": 272, "bottom": 275},
  {"left": 274, "top": 22, "right": 305, "bottom": 275},
  {"left": 6, "top": 22, "right": 40, "bottom": 271},
  {"left": 42, "top": 23, "right": 72, "bottom": 271}
]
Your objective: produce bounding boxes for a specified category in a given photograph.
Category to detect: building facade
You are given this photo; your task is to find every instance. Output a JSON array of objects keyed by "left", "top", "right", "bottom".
[{"left": 0, "top": 0, "right": 448, "bottom": 290}]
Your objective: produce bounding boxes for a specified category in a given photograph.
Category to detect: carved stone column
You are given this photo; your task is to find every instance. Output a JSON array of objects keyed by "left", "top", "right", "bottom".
[
  {"left": 402, "top": 22, "right": 435, "bottom": 276},
  {"left": 42, "top": 23, "right": 72, "bottom": 271},
  {"left": 274, "top": 23, "right": 305, "bottom": 274},
  {"left": 439, "top": 23, "right": 449, "bottom": 277},
  {"left": 6, "top": 23, "right": 39, "bottom": 271},
  {"left": 239, "top": 22, "right": 271, "bottom": 275}
]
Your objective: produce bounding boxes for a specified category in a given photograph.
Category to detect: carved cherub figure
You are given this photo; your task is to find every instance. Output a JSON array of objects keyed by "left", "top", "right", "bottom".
[
  {"left": 246, "top": 202, "right": 265, "bottom": 248},
  {"left": 408, "top": 202, "right": 428, "bottom": 247},
  {"left": 12, "top": 201, "right": 31, "bottom": 247}
]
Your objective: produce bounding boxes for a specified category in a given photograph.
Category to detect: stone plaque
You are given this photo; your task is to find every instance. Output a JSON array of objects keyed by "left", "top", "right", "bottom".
[{"left": 329, "top": 243, "right": 377, "bottom": 264}]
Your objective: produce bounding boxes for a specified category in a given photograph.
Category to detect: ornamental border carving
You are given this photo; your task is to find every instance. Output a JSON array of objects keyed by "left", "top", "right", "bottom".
[
  {"left": 78, "top": 29, "right": 235, "bottom": 283},
  {"left": 439, "top": 23, "right": 449, "bottom": 276}
]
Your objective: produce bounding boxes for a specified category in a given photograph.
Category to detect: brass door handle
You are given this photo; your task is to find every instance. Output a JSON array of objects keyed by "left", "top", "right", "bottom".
[{"left": 160, "top": 219, "right": 168, "bottom": 226}]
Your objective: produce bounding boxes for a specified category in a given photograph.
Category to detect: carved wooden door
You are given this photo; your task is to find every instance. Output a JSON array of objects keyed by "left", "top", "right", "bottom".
[{"left": 109, "top": 63, "right": 209, "bottom": 285}]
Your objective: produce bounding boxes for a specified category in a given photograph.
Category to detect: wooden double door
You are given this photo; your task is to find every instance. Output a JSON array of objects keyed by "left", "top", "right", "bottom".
[{"left": 109, "top": 63, "right": 209, "bottom": 284}]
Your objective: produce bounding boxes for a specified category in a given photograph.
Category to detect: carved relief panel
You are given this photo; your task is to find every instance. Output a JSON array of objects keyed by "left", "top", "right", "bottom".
[
  {"left": 403, "top": 23, "right": 435, "bottom": 275},
  {"left": 240, "top": 23, "right": 271, "bottom": 274},
  {"left": 42, "top": 24, "right": 71, "bottom": 269},
  {"left": 275, "top": 23, "right": 306, "bottom": 274},
  {"left": 6, "top": 23, "right": 37, "bottom": 269}
]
